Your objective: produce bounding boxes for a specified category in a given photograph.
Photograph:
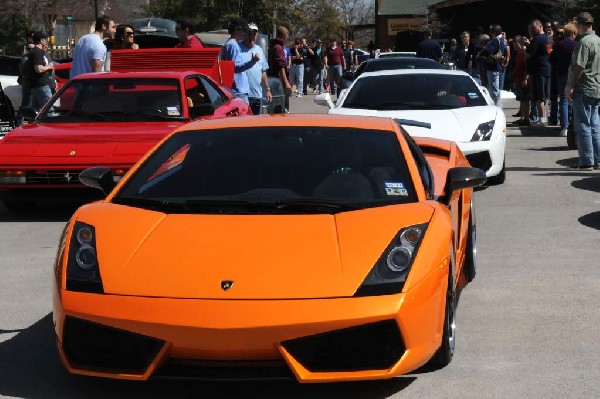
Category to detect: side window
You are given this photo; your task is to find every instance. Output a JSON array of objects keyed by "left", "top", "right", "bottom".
[
  {"left": 198, "top": 76, "right": 227, "bottom": 108},
  {"left": 184, "top": 77, "right": 215, "bottom": 119},
  {"left": 400, "top": 129, "right": 434, "bottom": 200}
]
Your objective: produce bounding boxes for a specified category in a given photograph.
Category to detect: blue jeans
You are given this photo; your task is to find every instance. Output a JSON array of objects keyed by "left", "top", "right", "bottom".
[
  {"left": 313, "top": 67, "right": 324, "bottom": 92},
  {"left": 556, "top": 74, "right": 571, "bottom": 128},
  {"left": 30, "top": 85, "right": 53, "bottom": 113},
  {"left": 248, "top": 97, "right": 263, "bottom": 115},
  {"left": 290, "top": 64, "right": 304, "bottom": 95},
  {"left": 486, "top": 70, "right": 501, "bottom": 104},
  {"left": 328, "top": 64, "right": 343, "bottom": 96},
  {"left": 16, "top": 86, "right": 32, "bottom": 126},
  {"left": 573, "top": 90, "right": 600, "bottom": 167}
]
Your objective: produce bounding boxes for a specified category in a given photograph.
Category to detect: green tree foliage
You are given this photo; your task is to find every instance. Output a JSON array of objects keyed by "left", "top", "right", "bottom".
[
  {"left": 143, "top": 0, "right": 340, "bottom": 41},
  {"left": 0, "top": 11, "right": 28, "bottom": 55}
]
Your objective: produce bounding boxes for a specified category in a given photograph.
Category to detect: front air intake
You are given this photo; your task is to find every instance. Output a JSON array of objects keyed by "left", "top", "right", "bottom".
[
  {"left": 63, "top": 316, "right": 164, "bottom": 374},
  {"left": 282, "top": 320, "right": 405, "bottom": 372}
]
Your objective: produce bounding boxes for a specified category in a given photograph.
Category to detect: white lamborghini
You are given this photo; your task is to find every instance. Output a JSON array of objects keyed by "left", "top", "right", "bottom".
[{"left": 316, "top": 69, "right": 506, "bottom": 184}]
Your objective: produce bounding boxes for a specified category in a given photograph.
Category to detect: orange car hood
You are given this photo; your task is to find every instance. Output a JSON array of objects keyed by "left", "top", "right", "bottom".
[{"left": 76, "top": 202, "right": 434, "bottom": 299}]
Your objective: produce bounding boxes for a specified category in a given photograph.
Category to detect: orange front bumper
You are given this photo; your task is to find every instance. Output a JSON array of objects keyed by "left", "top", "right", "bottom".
[{"left": 53, "top": 262, "right": 448, "bottom": 383}]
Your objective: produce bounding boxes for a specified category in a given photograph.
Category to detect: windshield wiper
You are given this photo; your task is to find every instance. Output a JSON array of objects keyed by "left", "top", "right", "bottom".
[
  {"left": 275, "top": 198, "right": 358, "bottom": 212},
  {"left": 112, "top": 197, "right": 191, "bottom": 213},
  {"left": 62, "top": 110, "right": 107, "bottom": 121}
]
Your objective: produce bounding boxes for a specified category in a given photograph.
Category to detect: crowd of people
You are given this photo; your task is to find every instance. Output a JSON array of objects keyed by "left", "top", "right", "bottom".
[
  {"left": 439, "top": 13, "right": 599, "bottom": 170},
  {"left": 14, "top": 12, "right": 599, "bottom": 170}
]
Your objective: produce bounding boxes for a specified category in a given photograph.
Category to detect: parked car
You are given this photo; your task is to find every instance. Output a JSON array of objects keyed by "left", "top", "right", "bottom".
[
  {"left": 340, "top": 56, "right": 445, "bottom": 91},
  {"left": 0, "top": 82, "right": 16, "bottom": 138},
  {"left": 0, "top": 69, "right": 250, "bottom": 211},
  {"left": 316, "top": 69, "right": 506, "bottom": 184},
  {"left": 0, "top": 55, "right": 22, "bottom": 115},
  {"left": 53, "top": 114, "right": 485, "bottom": 382}
]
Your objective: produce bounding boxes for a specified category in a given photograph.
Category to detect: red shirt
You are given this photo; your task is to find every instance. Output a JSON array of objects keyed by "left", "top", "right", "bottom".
[
  {"left": 326, "top": 46, "right": 344, "bottom": 66},
  {"left": 176, "top": 34, "right": 204, "bottom": 48},
  {"left": 514, "top": 49, "right": 527, "bottom": 85}
]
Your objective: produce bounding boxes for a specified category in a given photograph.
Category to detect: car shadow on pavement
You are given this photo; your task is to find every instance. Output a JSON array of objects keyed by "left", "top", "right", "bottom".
[
  {"left": 0, "top": 201, "right": 82, "bottom": 222},
  {"left": 0, "top": 314, "right": 416, "bottom": 399},
  {"left": 508, "top": 126, "right": 563, "bottom": 138},
  {"left": 526, "top": 146, "right": 571, "bottom": 152},
  {"left": 579, "top": 212, "right": 600, "bottom": 231}
]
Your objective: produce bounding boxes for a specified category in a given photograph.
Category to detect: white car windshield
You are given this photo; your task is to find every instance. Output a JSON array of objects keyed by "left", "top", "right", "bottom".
[{"left": 343, "top": 74, "right": 488, "bottom": 110}]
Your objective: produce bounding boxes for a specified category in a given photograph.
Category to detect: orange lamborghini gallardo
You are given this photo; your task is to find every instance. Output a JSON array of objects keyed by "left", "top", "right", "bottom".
[{"left": 52, "top": 114, "right": 486, "bottom": 382}]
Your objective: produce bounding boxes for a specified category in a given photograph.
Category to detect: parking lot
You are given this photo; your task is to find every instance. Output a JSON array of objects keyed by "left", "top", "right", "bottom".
[{"left": 1, "top": 95, "right": 599, "bottom": 398}]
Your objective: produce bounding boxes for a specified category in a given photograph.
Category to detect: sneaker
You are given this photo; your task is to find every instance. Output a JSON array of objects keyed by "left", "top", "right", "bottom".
[
  {"left": 512, "top": 111, "right": 521, "bottom": 117},
  {"left": 568, "top": 164, "right": 594, "bottom": 171},
  {"left": 515, "top": 119, "right": 530, "bottom": 126},
  {"left": 297, "top": 94, "right": 303, "bottom": 98},
  {"left": 531, "top": 121, "right": 548, "bottom": 127},
  {"left": 559, "top": 128, "right": 568, "bottom": 137}
]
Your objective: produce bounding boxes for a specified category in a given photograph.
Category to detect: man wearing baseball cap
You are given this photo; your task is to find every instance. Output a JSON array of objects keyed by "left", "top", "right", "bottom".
[
  {"left": 221, "top": 17, "right": 260, "bottom": 103},
  {"left": 565, "top": 12, "right": 600, "bottom": 170},
  {"left": 240, "top": 23, "right": 272, "bottom": 114},
  {"left": 28, "top": 31, "right": 54, "bottom": 113}
]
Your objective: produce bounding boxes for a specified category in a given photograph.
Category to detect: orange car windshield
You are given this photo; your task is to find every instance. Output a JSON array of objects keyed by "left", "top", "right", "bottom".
[{"left": 115, "top": 127, "right": 418, "bottom": 213}]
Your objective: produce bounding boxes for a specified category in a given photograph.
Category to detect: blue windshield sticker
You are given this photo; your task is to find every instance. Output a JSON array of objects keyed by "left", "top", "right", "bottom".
[
  {"left": 166, "top": 106, "right": 180, "bottom": 116},
  {"left": 384, "top": 181, "right": 408, "bottom": 196},
  {"left": 468, "top": 92, "right": 479, "bottom": 98}
]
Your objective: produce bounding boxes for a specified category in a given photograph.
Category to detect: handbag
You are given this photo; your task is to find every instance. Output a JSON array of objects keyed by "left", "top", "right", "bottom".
[{"left": 487, "top": 38, "right": 503, "bottom": 64}]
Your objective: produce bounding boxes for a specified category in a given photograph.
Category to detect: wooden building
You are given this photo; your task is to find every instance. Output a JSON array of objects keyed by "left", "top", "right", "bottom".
[{"left": 376, "top": 0, "right": 565, "bottom": 51}]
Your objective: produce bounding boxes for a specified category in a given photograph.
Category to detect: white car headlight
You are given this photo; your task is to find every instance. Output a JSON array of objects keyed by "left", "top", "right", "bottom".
[{"left": 471, "top": 121, "right": 495, "bottom": 141}]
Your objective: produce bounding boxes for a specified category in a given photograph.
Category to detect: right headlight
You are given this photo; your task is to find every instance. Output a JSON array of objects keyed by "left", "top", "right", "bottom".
[
  {"left": 66, "top": 221, "right": 103, "bottom": 293},
  {"left": 471, "top": 121, "right": 495, "bottom": 141},
  {"left": 354, "top": 223, "right": 428, "bottom": 296}
]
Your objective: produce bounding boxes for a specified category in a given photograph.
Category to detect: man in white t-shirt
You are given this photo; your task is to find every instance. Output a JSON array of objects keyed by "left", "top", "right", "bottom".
[
  {"left": 240, "top": 23, "right": 272, "bottom": 114},
  {"left": 71, "top": 15, "right": 116, "bottom": 78}
]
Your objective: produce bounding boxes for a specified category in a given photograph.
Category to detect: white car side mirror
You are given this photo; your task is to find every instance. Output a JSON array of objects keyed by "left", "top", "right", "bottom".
[{"left": 314, "top": 93, "right": 334, "bottom": 109}]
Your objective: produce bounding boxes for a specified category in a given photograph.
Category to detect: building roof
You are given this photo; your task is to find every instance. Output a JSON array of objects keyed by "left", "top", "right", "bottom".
[{"left": 379, "top": 0, "right": 439, "bottom": 16}]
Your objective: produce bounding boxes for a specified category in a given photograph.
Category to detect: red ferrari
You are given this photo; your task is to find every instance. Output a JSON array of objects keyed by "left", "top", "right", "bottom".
[{"left": 0, "top": 70, "right": 251, "bottom": 211}]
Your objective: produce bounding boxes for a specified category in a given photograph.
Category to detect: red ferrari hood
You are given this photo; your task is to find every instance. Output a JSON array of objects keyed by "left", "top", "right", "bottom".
[
  {"left": 75, "top": 202, "right": 435, "bottom": 299},
  {"left": 0, "top": 122, "right": 182, "bottom": 166}
]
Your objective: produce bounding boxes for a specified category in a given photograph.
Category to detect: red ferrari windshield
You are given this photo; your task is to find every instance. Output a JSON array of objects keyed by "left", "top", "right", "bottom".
[{"left": 38, "top": 78, "right": 185, "bottom": 122}]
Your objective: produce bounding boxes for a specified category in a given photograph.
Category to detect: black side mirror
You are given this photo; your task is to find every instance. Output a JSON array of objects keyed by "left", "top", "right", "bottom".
[
  {"left": 444, "top": 167, "right": 486, "bottom": 204},
  {"left": 342, "top": 70, "right": 355, "bottom": 80},
  {"left": 19, "top": 107, "right": 37, "bottom": 122},
  {"left": 79, "top": 167, "right": 116, "bottom": 195}
]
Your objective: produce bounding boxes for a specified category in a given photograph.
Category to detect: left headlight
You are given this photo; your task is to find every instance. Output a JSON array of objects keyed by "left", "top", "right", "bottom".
[
  {"left": 354, "top": 223, "right": 428, "bottom": 297},
  {"left": 471, "top": 121, "right": 495, "bottom": 141},
  {"left": 66, "top": 221, "right": 104, "bottom": 293},
  {"left": 0, "top": 171, "right": 26, "bottom": 184}
]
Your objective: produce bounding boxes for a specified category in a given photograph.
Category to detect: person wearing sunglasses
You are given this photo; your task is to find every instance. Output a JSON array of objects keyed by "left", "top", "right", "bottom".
[{"left": 114, "top": 24, "right": 139, "bottom": 49}]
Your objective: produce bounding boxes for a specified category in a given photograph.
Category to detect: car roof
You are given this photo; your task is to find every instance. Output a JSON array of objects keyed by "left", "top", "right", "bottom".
[{"left": 178, "top": 114, "right": 400, "bottom": 133}]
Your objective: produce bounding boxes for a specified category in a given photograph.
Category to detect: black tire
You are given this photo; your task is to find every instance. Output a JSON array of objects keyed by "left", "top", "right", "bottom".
[
  {"left": 429, "top": 249, "right": 456, "bottom": 368},
  {"left": 464, "top": 207, "right": 477, "bottom": 282},
  {"left": 567, "top": 124, "right": 577, "bottom": 150},
  {"left": 1, "top": 200, "right": 36, "bottom": 212},
  {"left": 486, "top": 159, "right": 506, "bottom": 185}
]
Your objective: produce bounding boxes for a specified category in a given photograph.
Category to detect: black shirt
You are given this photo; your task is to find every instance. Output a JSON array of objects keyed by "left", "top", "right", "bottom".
[
  {"left": 416, "top": 38, "right": 442, "bottom": 61},
  {"left": 29, "top": 47, "right": 51, "bottom": 88}
]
